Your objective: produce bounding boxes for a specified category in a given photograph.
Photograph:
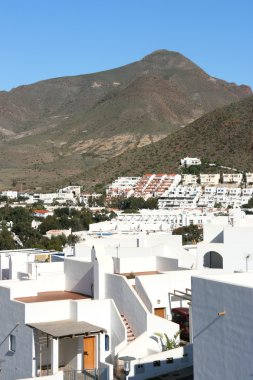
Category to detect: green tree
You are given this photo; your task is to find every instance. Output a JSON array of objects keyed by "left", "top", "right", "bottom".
[
  {"left": 66, "top": 234, "right": 80, "bottom": 245},
  {"left": 173, "top": 224, "right": 203, "bottom": 244},
  {"left": 145, "top": 197, "right": 158, "bottom": 209},
  {"left": 32, "top": 200, "right": 45, "bottom": 209},
  {"left": 122, "top": 196, "right": 146, "bottom": 211},
  {"left": 242, "top": 197, "right": 253, "bottom": 208},
  {"left": 0, "top": 227, "right": 16, "bottom": 250},
  {"left": 54, "top": 207, "right": 71, "bottom": 218},
  {"left": 79, "top": 208, "right": 93, "bottom": 229},
  {"left": 92, "top": 209, "right": 116, "bottom": 223},
  {"left": 38, "top": 215, "right": 61, "bottom": 235}
]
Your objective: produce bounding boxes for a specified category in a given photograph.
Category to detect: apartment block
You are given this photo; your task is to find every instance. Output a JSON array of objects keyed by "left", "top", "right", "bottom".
[{"left": 200, "top": 174, "right": 220, "bottom": 185}]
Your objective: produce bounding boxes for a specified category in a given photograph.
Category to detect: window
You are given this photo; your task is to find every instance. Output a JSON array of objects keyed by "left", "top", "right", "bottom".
[
  {"left": 136, "top": 363, "right": 144, "bottom": 374},
  {"left": 105, "top": 334, "right": 109, "bottom": 351},
  {"left": 9, "top": 334, "right": 16, "bottom": 352}
]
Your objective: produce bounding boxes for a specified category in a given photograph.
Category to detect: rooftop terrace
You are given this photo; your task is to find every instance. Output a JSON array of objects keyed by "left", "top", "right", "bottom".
[{"left": 15, "top": 291, "right": 91, "bottom": 303}]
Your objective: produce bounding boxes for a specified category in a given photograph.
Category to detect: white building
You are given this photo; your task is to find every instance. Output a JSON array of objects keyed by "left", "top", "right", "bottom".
[
  {"left": 180, "top": 157, "right": 201, "bottom": 167},
  {"left": 0, "top": 234, "right": 195, "bottom": 380},
  {"left": 223, "top": 173, "right": 243, "bottom": 184},
  {"left": 192, "top": 272, "right": 253, "bottom": 380},
  {"left": 196, "top": 210, "right": 253, "bottom": 272},
  {"left": 0, "top": 249, "right": 64, "bottom": 281},
  {"left": 200, "top": 174, "right": 220, "bottom": 186},
  {"left": 27, "top": 192, "right": 76, "bottom": 205},
  {"left": 46, "top": 229, "right": 72, "bottom": 239},
  {"left": 228, "top": 187, "right": 241, "bottom": 196},
  {"left": 88, "top": 209, "right": 214, "bottom": 233},
  {"left": 1, "top": 190, "right": 18, "bottom": 199},
  {"left": 246, "top": 172, "right": 253, "bottom": 184},
  {"left": 159, "top": 185, "right": 202, "bottom": 209},
  {"left": 204, "top": 187, "right": 217, "bottom": 196},
  {"left": 134, "top": 174, "right": 181, "bottom": 199},
  {"left": 181, "top": 174, "right": 198, "bottom": 186},
  {"left": 58, "top": 186, "right": 81, "bottom": 197},
  {"left": 106, "top": 177, "right": 141, "bottom": 197}
]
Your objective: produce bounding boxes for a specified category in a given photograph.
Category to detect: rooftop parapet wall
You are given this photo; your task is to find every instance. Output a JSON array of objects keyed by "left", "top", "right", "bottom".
[
  {"left": 24, "top": 300, "right": 71, "bottom": 324},
  {"left": 4, "top": 275, "right": 66, "bottom": 300},
  {"left": 64, "top": 257, "right": 93, "bottom": 296}
]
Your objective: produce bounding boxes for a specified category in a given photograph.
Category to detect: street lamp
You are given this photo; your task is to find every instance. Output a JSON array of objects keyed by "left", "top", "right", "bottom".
[
  {"left": 118, "top": 356, "right": 136, "bottom": 378},
  {"left": 245, "top": 254, "right": 251, "bottom": 272},
  {"left": 116, "top": 244, "right": 120, "bottom": 259},
  {"left": 114, "top": 244, "right": 120, "bottom": 274}
]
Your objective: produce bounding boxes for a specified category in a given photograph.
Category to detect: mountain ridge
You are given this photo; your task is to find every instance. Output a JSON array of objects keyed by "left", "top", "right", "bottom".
[{"left": 0, "top": 49, "right": 251, "bottom": 190}]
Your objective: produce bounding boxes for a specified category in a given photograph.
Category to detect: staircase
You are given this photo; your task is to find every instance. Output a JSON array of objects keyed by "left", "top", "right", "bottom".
[{"left": 121, "top": 315, "right": 135, "bottom": 342}]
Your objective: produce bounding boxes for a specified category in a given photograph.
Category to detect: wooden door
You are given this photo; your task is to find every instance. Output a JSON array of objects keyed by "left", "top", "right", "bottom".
[
  {"left": 83, "top": 336, "right": 96, "bottom": 369},
  {"left": 154, "top": 307, "right": 166, "bottom": 318}
]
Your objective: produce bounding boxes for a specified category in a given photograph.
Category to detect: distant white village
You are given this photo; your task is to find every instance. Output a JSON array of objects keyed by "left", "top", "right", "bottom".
[{"left": 0, "top": 158, "right": 253, "bottom": 379}]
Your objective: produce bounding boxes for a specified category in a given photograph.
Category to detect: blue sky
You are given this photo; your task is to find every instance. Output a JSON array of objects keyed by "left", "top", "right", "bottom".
[{"left": 0, "top": 0, "right": 252, "bottom": 91}]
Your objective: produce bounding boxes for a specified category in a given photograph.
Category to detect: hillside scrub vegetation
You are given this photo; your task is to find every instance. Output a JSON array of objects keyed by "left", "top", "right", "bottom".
[{"left": 80, "top": 96, "right": 253, "bottom": 190}]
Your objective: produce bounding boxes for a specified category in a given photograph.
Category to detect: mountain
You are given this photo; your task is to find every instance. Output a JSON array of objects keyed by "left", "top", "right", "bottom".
[
  {"left": 0, "top": 50, "right": 251, "bottom": 190},
  {"left": 79, "top": 95, "right": 253, "bottom": 189}
]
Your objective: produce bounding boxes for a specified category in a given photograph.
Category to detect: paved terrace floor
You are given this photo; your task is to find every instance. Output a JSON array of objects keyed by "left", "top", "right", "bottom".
[
  {"left": 15, "top": 291, "right": 91, "bottom": 303},
  {"left": 121, "top": 271, "right": 160, "bottom": 278}
]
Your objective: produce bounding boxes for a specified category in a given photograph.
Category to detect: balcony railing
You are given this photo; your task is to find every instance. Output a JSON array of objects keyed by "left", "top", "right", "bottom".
[{"left": 63, "top": 368, "right": 108, "bottom": 380}]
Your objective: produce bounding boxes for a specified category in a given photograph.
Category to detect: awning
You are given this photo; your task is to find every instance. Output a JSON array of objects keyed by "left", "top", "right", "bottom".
[{"left": 27, "top": 319, "right": 107, "bottom": 339}]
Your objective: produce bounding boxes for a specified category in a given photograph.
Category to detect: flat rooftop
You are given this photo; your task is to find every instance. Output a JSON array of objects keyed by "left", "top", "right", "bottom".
[{"left": 15, "top": 291, "right": 91, "bottom": 303}]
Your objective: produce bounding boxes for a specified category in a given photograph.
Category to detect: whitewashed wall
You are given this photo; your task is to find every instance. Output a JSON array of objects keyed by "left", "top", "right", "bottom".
[
  {"left": 105, "top": 274, "right": 149, "bottom": 337},
  {"left": 76, "top": 298, "right": 125, "bottom": 362},
  {"left": 147, "top": 314, "right": 179, "bottom": 338},
  {"left": 24, "top": 300, "right": 71, "bottom": 323},
  {"left": 0, "top": 287, "right": 34, "bottom": 380},
  {"left": 25, "top": 262, "right": 64, "bottom": 280},
  {"left": 10, "top": 254, "right": 28, "bottom": 279},
  {"left": 192, "top": 275, "right": 253, "bottom": 380},
  {"left": 117, "top": 256, "right": 156, "bottom": 273},
  {"left": 59, "top": 337, "right": 78, "bottom": 369},
  {"left": 156, "top": 257, "right": 180, "bottom": 271},
  {"left": 8, "top": 275, "right": 65, "bottom": 299},
  {"left": 203, "top": 222, "right": 225, "bottom": 243},
  {"left": 109, "top": 300, "right": 126, "bottom": 356},
  {"left": 126, "top": 344, "right": 193, "bottom": 380},
  {"left": 64, "top": 257, "right": 93, "bottom": 295},
  {"left": 135, "top": 272, "right": 193, "bottom": 318},
  {"left": 198, "top": 225, "right": 253, "bottom": 272}
]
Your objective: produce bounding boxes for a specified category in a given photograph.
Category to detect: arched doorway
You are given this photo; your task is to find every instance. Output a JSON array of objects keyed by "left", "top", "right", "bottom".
[{"left": 203, "top": 251, "right": 223, "bottom": 269}]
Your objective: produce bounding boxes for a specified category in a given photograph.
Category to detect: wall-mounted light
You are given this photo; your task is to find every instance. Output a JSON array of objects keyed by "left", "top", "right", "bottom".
[{"left": 218, "top": 311, "right": 226, "bottom": 317}]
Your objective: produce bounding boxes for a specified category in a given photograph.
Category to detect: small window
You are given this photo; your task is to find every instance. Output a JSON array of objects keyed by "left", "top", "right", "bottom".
[
  {"left": 105, "top": 334, "right": 109, "bottom": 351},
  {"left": 136, "top": 364, "right": 144, "bottom": 374},
  {"left": 153, "top": 360, "right": 160, "bottom": 367},
  {"left": 9, "top": 334, "right": 16, "bottom": 352}
]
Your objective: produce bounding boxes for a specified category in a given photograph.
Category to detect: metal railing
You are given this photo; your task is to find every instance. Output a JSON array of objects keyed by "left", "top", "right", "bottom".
[{"left": 63, "top": 368, "right": 108, "bottom": 380}]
